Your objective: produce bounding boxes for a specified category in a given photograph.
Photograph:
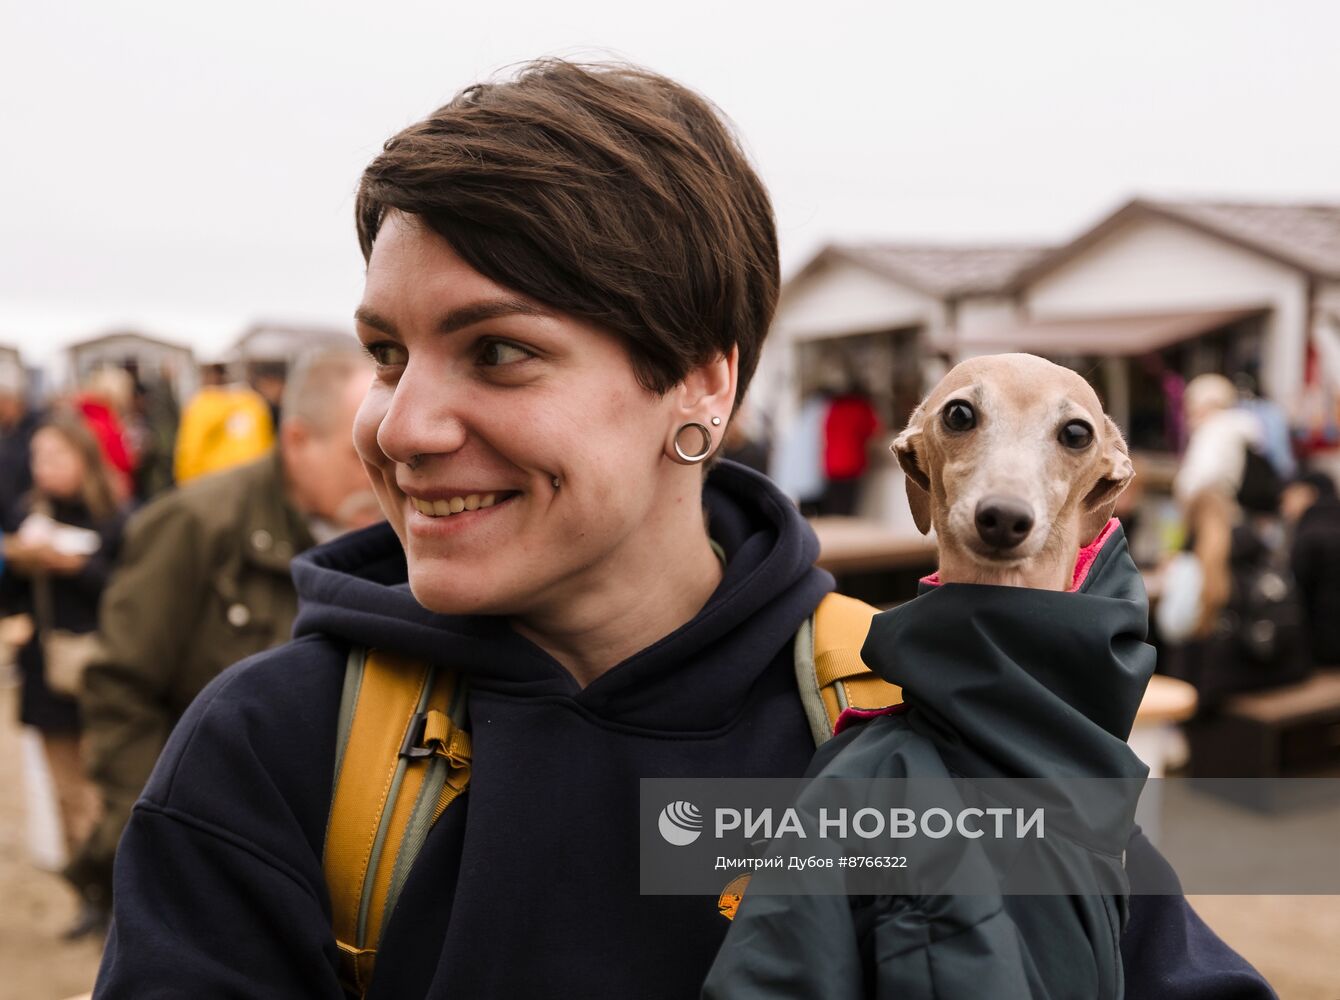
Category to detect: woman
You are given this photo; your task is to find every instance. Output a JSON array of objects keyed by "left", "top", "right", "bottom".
[
  {"left": 1, "top": 414, "right": 125, "bottom": 882},
  {"left": 96, "top": 61, "right": 1270, "bottom": 999}
]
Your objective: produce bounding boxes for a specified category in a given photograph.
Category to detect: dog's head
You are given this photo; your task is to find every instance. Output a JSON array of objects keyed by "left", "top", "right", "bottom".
[{"left": 892, "top": 354, "right": 1133, "bottom": 581}]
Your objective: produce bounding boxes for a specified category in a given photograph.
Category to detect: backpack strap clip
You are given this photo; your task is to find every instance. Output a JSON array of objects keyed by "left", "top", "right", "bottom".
[{"left": 399, "top": 708, "right": 472, "bottom": 762}]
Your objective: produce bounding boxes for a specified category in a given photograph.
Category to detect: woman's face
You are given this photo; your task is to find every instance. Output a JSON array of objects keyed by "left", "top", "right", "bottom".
[
  {"left": 31, "top": 427, "right": 87, "bottom": 501},
  {"left": 354, "top": 212, "right": 703, "bottom": 616}
]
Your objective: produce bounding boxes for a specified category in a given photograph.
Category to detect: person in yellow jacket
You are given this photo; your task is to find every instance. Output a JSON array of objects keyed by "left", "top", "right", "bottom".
[{"left": 172, "top": 369, "right": 275, "bottom": 484}]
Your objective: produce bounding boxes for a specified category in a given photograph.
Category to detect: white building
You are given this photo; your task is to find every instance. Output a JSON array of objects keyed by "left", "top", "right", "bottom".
[
  {"left": 764, "top": 198, "right": 1340, "bottom": 522},
  {"left": 229, "top": 322, "right": 356, "bottom": 366},
  {"left": 65, "top": 330, "right": 199, "bottom": 401},
  {"left": 758, "top": 243, "right": 1048, "bottom": 525}
]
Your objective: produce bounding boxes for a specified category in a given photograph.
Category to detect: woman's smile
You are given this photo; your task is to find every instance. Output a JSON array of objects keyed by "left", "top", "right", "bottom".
[
  {"left": 406, "top": 491, "right": 516, "bottom": 517},
  {"left": 399, "top": 487, "right": 525, "bottom": 538}
]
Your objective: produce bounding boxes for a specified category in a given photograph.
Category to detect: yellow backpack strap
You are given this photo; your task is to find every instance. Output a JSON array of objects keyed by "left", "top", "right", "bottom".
[
  {"left": 324, "top": 647, "right": 471, "bottom": 998},
  {"left": 794, "top": 592, "right": 903, "bottom": 745}
]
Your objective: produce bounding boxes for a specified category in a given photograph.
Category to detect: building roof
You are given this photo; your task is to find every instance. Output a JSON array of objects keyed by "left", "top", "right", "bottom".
[
  {"left": 1015, "top": 198, "right": 1340, "bottom": 287},
  {"left": 232, "top": 322, "right": 356, "bottom": 361},
  {"left": 1152, "top": 200, "right": 1340, "bottom": 278},
  {"left": 64, "top": 329, "right": 194, "bottom": 354},
  {"left": 959, "top": 305, "right": 1265, "bottom": 357},
  {"left": 789, "top": 197, "right": 1340, "bottom": 306},
  {"left": 798, "top": 243, "right": 1053, "bottom": 298}
]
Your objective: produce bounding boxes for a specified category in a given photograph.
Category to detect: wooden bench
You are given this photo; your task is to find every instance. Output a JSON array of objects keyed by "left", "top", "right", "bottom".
[
  {"left": 1186, "top": 670, "right": 1340, "bottom": 810},
  {"left": 1188, "top": 670, "right": 1340, "bottom": 777}
]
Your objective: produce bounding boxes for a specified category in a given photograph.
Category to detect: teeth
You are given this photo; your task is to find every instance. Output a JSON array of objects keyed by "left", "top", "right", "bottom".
[{"left": 411, "top": 493, "right": 508, "bottom": 518}]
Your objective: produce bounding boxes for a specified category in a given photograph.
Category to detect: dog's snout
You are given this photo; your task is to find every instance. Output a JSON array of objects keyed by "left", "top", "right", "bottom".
[{"left": 974, "top": 495, "right": 1034, "bottom": 550}]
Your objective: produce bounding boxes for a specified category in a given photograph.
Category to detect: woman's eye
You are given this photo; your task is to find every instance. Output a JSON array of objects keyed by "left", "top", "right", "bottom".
[
  {"left": 941, "top": 400, "right": 976, "bottom": 432},
  {"left": 478, "top": 340, "right": 534, "bottom": 367},
  {"left": 1059, "top": 420, "right": 1094, "bottom": 450},
  {"left": 363, "top": 342, "right": 408, "bottom": 368}
]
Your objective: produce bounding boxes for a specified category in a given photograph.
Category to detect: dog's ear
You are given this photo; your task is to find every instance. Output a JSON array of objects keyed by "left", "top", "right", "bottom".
[
  {"left": 892, "top": 408, "right": 932, "bottom": 535},
  {"left": 1080, "top": 415, "right": 1135, "bottom": 544}
]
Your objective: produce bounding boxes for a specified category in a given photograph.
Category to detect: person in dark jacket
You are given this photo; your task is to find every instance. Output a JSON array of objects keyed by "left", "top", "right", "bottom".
[
  {"left": 0, "top": 363, "right": 40, "bottom": 518},
  {"left": 1286, "top": 470, "right": 1340, "bottom": 666},
  {"left": 0, "top": 412, "right": 126, "bottom": 933},
  {"left": 95, "top": 59, "right": 1273, "bottom": 999}
]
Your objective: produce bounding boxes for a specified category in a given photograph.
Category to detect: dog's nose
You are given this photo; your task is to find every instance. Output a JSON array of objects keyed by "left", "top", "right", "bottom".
[{"left": 974, "top": 496, "right": 1034, "bottom": 549}]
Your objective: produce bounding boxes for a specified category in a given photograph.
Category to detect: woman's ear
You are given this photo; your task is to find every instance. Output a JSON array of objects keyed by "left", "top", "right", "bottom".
[
  {"left": 891, "top": 405, "right": 932, "bottom": 534},
  {"left": 664, "top": 346, "right": 739, "bottom": 464},
  {"left": 673, "top": 345, "right": 738, "bottom": 422}
]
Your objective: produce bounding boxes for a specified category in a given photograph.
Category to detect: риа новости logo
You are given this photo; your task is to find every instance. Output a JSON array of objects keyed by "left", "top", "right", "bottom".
[{"left": 658, "top": 800, "right": 703, "bottom": 846}]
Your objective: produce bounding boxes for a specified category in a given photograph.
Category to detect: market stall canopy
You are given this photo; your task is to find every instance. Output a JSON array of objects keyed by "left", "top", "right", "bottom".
[{"left": 961, "top": 306, "right": 1266, "bottom": 357}]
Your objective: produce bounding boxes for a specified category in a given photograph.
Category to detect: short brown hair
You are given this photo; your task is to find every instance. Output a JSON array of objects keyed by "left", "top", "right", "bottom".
[{"left": 355, "top": 60, "right": 779, "bottom": 411}]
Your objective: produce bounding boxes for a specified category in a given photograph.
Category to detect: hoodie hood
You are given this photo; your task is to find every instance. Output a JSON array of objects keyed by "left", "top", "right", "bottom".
[{"left": 291, "top": 459, "right": 833, "bottom": 729}]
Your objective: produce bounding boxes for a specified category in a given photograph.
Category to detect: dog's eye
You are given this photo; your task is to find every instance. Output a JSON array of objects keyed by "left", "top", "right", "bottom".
[
  {"left": 1059, "top": 420, "right": 1094, "bottom": 450},
  {"left": 941, "top": 400, "right": 976, "bottom": 432}
]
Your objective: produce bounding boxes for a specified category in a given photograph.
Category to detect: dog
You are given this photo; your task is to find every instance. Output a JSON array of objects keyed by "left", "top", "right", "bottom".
[{"left": 891, "top": 353, "right": 1134, "bottom": 591}]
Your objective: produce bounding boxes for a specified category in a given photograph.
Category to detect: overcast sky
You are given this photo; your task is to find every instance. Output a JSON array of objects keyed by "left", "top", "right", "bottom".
[{"left": 4, "top": 0, "right": 1339, "bottom": 361}]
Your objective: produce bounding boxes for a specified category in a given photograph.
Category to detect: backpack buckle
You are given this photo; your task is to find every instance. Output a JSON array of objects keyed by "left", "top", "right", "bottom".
[{"left": 399, "top": 711, "right": 435, "bottom": 759}]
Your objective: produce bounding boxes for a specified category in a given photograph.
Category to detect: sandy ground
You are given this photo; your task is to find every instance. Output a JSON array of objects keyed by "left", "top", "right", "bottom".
[
  {"left": 0, "top": 675, "right": 1336, "bottom": 1000},
  {"left": 0, "top": 682, "right": 101, "bottom": 1000},
  {"left": 1188, "top": 895, "right": 1340, "bottom": 999}
]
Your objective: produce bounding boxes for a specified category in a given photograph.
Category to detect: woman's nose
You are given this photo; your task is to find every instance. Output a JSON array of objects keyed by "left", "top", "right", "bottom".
[{"left": 374, "top": 362, "right": 468, "bottom": 465}]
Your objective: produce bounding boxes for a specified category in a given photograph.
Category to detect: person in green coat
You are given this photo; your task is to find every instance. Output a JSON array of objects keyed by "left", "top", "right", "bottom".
[{"left": 67, "top": 347, "right": 382, "bottom": 932}]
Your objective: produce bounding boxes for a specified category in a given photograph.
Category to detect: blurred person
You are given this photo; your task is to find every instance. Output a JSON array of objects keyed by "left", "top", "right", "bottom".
[
  {"left": 249, "top": 359, "right": 288, "bottom": 428},
  {"left": 75, "top": 366, "right": 138, "bottom": 503},
  {"left": 95, "top": 60, "right": 1271, "bottom": 999},
  {"left": 1284, "top": 470, "right": 1340, "bottom": 665},
  {"left": 770, "top": 387, "right": 828, "bottom": 515},
  {"left": 1161, "top": 480, "right": 1309, "bottom": 711},
  {"left": 1163, "top": 373, "right": 1283, "bottom": 690},
  {"left": 0, "top": 362, "right": 41, "bottom": 517},
  {"left": 0, "top": 413, "right": 127, "bottom": 936},
  {"left": 122, "top": 359, "right": 180, "bottom": 500},
  {"left": 1173, "top": 372, "right": 1271, "bottom": 505},
  {"left": 172, "top": 359, "right": 275, "bottom": 483},
  {"left": 1234, "top": 370, "right": 1296, "bottom": 481},
  {"left": 819, "top": 379, "right": 880, "bottom": 516},
  {"left": 71, "top": 349, "right": 379, "bottom": 921}
]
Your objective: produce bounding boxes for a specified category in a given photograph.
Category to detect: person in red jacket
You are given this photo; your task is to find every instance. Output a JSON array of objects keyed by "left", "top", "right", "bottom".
[
  {"left": 74, "top": 367, "right": 137, "bottom": 502},
  {"left": 820, "top": 387, "right": 880, "bottom": 515}
]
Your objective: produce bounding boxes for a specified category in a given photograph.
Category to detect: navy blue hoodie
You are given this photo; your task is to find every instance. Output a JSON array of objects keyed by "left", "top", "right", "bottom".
[{"left": 95, "top": 462, "right": 1273, "bottom": 998}]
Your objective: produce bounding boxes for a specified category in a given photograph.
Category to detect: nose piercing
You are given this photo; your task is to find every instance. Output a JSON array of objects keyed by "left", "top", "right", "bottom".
[
  {"left": 408, "top": 454, "right": 424, "bottom": 471},
  {"left": 711, "top": 417, "right": 721, "bottom": 426},
  {"left": 552, "top": 476, "right": 560, "bottom": 489}
]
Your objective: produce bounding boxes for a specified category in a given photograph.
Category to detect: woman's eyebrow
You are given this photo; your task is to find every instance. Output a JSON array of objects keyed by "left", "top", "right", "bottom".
[{"left": 354, "top": 297, "right": 551, "bottom": 338}]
